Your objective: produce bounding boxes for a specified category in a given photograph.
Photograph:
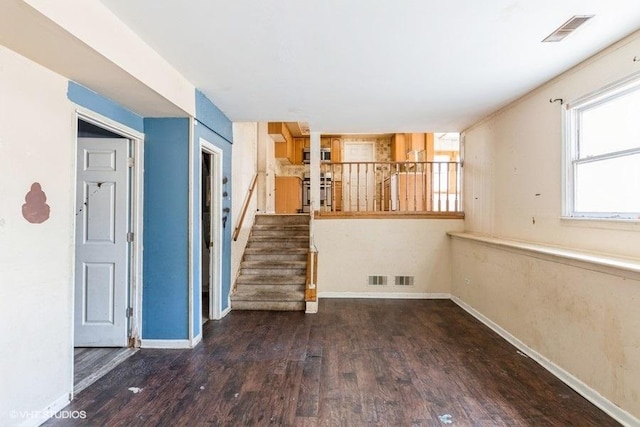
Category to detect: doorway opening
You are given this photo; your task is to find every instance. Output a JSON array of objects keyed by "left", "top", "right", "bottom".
[
  {"left": 200, "top": 139, "right": 223, "bottom": 323},
  {"left": 73, "top": 117, "right": 141, "bottom": 394}
]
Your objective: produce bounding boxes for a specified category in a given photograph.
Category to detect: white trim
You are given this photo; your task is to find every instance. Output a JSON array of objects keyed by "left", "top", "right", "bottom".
[
  {"left": 451, "top": 296, "right": 639, "bottom": 427},
  {"left": 318, "top": 292, "right": 450, "bottom": 299},
  {"left": 188, "top": 118, "right": 194, "bottom": 342},
  {"left": 72, "top": 110, "right": 145, "bottom": 350},
  {"left": 140, "top": 339, "right": 193, "bottom": 349},
  {"left": 200, "top": 138, "right": 224, "bottom": 320},
  {"left": 75, "top": 107, "right": 144, "bottom": 140},
  {"left": 191, "top": 333, "right": 203, "bottom": 348},
  {"left": 220, "top": 305, "right": 232, "bottom": 318},
  {"left": 20, "top": 393, "right": 70, "bottom": 427},
  {"left": 130, "top": 134, "right": 144, "bottom": 347}
]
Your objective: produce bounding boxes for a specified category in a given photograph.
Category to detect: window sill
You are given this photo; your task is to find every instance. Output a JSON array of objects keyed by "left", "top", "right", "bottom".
[
  {"left": 448, "top": 232, "right": 640, "bottom": 280},
  {"left": 560, "top": 216, "right": 640, "bottom": 232}
]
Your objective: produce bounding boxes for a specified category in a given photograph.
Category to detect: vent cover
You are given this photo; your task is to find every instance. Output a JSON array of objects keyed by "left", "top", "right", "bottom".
[
  {"left": 395, "top": 276, "right": 415, "bottom": 286},
  {"left": 542, "top": 15, "right": 594, "bottom": 43},
  {"left": 368, "top": 275, "right": 387, "bottom": 286}
]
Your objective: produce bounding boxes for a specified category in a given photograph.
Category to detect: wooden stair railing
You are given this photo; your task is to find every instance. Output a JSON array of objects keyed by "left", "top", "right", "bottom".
[{"left": 232, "top": 174, "right": 258, "bottom": 242}]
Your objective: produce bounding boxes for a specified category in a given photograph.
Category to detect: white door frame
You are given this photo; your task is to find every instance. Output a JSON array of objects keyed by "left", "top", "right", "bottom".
[
  {"left": 74, "top": 108, "right": 144, "bottom": 348},
  {"left": 200, "top": 138, "right": 223, "bottom": 321}
]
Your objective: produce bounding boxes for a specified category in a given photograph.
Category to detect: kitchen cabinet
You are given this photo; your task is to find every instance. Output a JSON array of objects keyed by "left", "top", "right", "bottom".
[
  {"left": 391, "top": 133, "right": 406, "bottom": 161},
  {"left": 330, "top": 138, "right": 341, "bottom": 163},
  {"left": 275, "top": 176, "right": 302, "bottom": 213},
  {"left": 293, "top": 138, "right": 309, "bottom": 165},
  {"left": 391, "top": 133, "right": 433, "bottom": 161},
  {"left": 270, "top": 122, "right": 295, "bottom": 163}
]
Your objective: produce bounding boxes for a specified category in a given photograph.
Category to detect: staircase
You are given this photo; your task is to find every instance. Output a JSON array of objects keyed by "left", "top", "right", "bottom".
[{"left": 231, "top": 214, "right": 309, "bottom": 311}]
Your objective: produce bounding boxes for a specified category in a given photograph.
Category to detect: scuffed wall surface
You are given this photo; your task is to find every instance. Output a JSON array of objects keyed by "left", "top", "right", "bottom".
[
  {"left": 231, "top": 122, "right": 259, "bottom": 287},
  {"left": 458, "top": 31, "right": 640, "bottom": 421},
  {"left": 451, "top": 238, "right": 640, "bottom": 420},
  {"left": 315, "top": 219, "right": 463, "bottom": 296},
  {"left": 0, "top": 46, "right": 75, "bottom": 426}
]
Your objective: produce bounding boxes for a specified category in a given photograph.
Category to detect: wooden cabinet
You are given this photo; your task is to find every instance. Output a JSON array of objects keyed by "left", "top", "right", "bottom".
[
  {"left": 270, "top": 122, "right": 294, "bottom": 163},
  {"left": 292, "top": 138, "right": 309, "bottom": 165},
  {"left": 391, "top": 133, "right": 433, "bottom": 161},
  {"left": 275, "top": 176, "right": 302, "bottom": 213},
  {"left": 391, "top": 133, "right": 406, "bottom": 161},
  {"left": 330, "top": 138, "right": 341, "bottom": 163}
]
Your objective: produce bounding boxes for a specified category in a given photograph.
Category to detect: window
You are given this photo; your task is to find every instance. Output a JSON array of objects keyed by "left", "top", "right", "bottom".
[{"left": 565, "top": 75, "right": 640, "bottom": 219}]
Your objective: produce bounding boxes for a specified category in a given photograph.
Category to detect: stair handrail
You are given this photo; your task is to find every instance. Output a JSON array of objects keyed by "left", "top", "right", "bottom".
[{"left": 232, "top": 173, "right": 258, "bottom": 242}]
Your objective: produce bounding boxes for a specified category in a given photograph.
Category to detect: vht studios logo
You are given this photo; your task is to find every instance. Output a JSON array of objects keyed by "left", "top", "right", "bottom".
[{"left": 10, "top": 410, "right": 87, "bottom": 420}]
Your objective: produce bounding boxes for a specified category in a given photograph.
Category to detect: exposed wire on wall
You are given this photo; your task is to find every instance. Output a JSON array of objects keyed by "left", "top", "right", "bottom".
[{"left": 549, "top": 98, "right": 564, "bottom": 105}]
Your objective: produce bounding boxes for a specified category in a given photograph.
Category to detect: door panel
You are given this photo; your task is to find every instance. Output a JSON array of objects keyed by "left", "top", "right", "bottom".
[
  {"left": 75, "top": 138, "right": 129, "bottom": 347},
  {"left": 343, "top": 142, "right": 375, "bottom": 211}
]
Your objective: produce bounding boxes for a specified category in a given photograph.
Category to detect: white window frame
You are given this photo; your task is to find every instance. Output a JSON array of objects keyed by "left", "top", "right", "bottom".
[{"left": 563, "top": 72, "right": 640, "bottom": 220}]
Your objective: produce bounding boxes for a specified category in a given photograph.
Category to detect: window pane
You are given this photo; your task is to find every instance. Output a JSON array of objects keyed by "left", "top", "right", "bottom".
[
  {"left": 580, "top": 89, "right": 640, "bottom": 158},
  {"left": 574, "top": 153, "right": 640, "bottom": 214}
]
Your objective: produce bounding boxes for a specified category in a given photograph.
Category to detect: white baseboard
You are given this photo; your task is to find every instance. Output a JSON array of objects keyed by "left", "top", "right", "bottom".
[
  {"left": 220, "top": 305, "right": 232, "bottom": 318},
  {"left": 140, "top": 339, "right": 192, "bottom": 349},
  {"left": 451, "top": 295, "right": 639, "bottom": 427},
  {"left": 18, "top": 393, "right": 70, "bottom": 427},
  {"left": 190, "top": 333, "right": 202, "bottom": 347},
  {"left": 318, "top": 292, "right": 450, "bottom": 299}
]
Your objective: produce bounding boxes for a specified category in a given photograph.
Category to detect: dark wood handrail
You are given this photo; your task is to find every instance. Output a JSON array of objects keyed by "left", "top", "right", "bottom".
[{"left": 232, "top": 174, "right": 258, "bottom": 241}]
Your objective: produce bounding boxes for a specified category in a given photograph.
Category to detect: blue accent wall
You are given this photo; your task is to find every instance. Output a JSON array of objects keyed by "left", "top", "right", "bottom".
[
  {"left": 142, "top": 118, "right": 190, "bottom": 340},
  {"left": 195, "top": 90, "right": 233, "bottom": 142},
  {"left": 67, "top": 81, "right": 144, "bottom": 133},
  {"left": 194, "top": 91, "right": 233, "bottom": 332}
]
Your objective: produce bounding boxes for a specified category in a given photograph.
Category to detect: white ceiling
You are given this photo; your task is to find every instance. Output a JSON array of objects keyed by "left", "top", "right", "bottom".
[{"left": 98, "top": 0, "right": 640, "bottom": 133}]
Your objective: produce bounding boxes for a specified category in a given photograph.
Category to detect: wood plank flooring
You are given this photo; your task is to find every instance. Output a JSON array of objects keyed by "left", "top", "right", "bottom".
[
  {"left": 46, "top": 299, "right": 620, "bottom": 426},
  {"left": 73, "top": 347, "right": 138, "bottom": 394}
]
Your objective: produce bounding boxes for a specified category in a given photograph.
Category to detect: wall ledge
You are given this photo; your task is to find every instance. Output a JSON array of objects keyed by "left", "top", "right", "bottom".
[{"left": 448, "top": 232, "right": 640, "bottom": 280}]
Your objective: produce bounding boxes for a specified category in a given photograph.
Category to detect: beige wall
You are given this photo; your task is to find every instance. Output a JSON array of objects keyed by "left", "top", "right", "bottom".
[
  {"left": 458, "top": 30, "right": 640, "bottom": 422},
  {"left": 463, "top": 30, "right": 640, "bottom": 258},
  {"left": 0, "top": 46, "right": 75, "bottom": 426},
  {"left": 231, "top": 122, "right": 259, "bottom": 285},
  {"left": 315, "top": 219, "right": 464, "bottom": 297}
]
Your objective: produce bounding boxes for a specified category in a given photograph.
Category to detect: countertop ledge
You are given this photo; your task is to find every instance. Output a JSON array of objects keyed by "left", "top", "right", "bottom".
[{"left": 447, "top": 232, "right": 640, "bottom": 279}]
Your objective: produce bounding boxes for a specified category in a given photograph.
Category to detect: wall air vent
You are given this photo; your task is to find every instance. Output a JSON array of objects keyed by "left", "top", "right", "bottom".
[
  {"left": 368, "top": 275, "right": 387, "bottom": 286},
  {"left": 542, "top": 15, "right": 594, "bottom": 43},
  {"left": 395, "top": 276, "right": 415, "bottom": 286}
]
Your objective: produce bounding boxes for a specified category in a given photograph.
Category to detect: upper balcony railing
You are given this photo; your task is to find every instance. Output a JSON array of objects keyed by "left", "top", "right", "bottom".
[{"left": 316, "top": 161, "right": 463, "bottom": 217}]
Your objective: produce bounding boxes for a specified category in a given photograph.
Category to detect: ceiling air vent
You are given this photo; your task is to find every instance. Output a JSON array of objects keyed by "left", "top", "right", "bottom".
[{"left": 542, "top": 15, "right": 594, "bottom": 43}]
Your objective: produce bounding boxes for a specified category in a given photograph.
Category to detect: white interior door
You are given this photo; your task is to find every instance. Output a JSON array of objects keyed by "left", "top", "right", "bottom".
[
  {"left": 343, "top": 142, "right": 375, "bottom": 211},
  {"left": 75, "top": 137, "right": 129, "bottom": 347}
]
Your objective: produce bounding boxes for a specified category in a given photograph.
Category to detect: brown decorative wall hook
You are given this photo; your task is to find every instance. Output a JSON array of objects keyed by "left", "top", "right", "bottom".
[
  {"left": 22, "top": 182, "right": 50, "bottom": 224},
  {"left": 549, "top": 98, "right": 564, "bottom": 105}
]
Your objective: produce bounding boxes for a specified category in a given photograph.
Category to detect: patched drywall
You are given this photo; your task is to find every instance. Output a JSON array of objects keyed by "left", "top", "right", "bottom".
[
  {"left": 451, "top": 238, "right": 640, "bottom": 421},
  {"left": 314, "top": 219, "right": 464, "bottom": 296},
  {"left": 459, "top": 30, "right": 640, "bottom": 422},
  {"left": 0, "top": 46, "right": 75, "bottom": 426}
]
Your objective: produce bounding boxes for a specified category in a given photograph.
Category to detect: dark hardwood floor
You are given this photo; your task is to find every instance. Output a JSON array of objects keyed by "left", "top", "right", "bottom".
[{"left": 45, "top": 299, "right": 620, "bottom": 426}]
